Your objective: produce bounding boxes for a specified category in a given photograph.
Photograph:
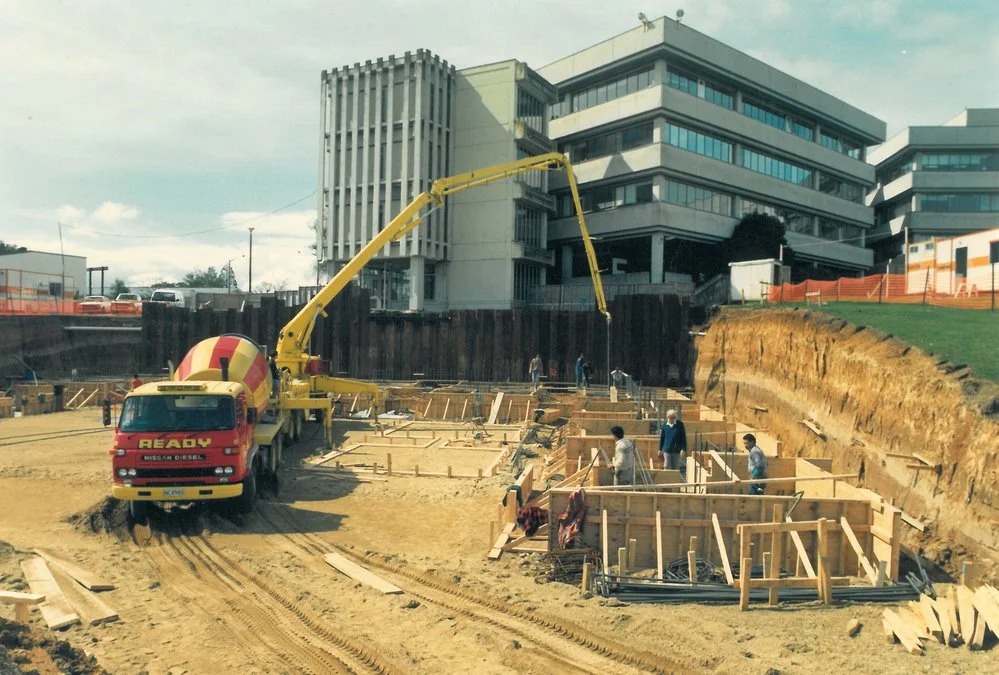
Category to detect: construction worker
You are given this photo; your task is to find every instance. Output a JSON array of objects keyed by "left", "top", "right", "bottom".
[
  {"left": 659, "top": 409, "right": 687, "bottom": 480},
  {"left": 130, "top": 373, "right": 143, "bottom": 390},
  {"left": 575, "top": 354, "right": 586, "bottom": 389},
  {"left": 743, "top": 433, "right": 768, "bottom": 495},
  {"left": 610, "top": 425, "right": 636, "bottom": 486},
  {"left": 528, "top": 354, "right": 543, "bottom": 391}
]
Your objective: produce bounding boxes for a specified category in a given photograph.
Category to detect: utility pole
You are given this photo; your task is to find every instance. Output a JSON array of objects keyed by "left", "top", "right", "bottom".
[{"left": 248, "top": 227, "right": 255, "bottom": 293}]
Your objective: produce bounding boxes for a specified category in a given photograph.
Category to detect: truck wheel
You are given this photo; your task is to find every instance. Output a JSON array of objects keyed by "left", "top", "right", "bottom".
[
  {"left": 292, "top": 411, "right": 303, "bottom": 442},
  {"left": 235, "top": 464, "right": 257, "bottom": 515},
  {"left": 129, "top": 500, "right": 150, "bottom": 525}
]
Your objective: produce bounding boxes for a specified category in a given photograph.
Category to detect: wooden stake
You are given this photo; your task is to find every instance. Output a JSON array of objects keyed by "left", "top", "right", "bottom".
[
  {"left": 875, "top": 560, "right": 887, "bottom": 587},
  {"left": 628, "top": 538, "right": 637, "bottom": 570},
  {"left": 961, "top": 561, "right": 972, "bottom": 587},
  {"left": 442, "top": 398, "right": 450, "bottom": 420},
  {"left": 656, "top": 511, "right": 664, "bottom": 581},
  {"left": 414, "top": 464, "right": 419, "bottom": 477},
  {"left": 688, "top": 536, "right": 698, "bottom": 583},
  {"left": 740, "top": 557, "right": 752, "bottom": 611},
  {"left": 602, "top": 510, "right": 609, "bottom": 572},
  {"left": 618, "top": 547, "right": 628, "bottom": 576},
  {"left": 489, "top": 521, "right": 496, "bottom": 547},
  {"left": 386, "top": 454, "right": 392, "bottom": 476},
  {"left": 762, "top": 552, "right": 771, "bottom": 579},
  {"left": 460, "top": 399, "right": 468, "bottom": 420},
  {"left": 477, "top": 468, "right": 483, "bottom": 479},
  {"left": 581, "top": 562, "right": 591, "bottom": 591},
  {"left": 447, "top": 465, "right": 453, "bottom": 478}
]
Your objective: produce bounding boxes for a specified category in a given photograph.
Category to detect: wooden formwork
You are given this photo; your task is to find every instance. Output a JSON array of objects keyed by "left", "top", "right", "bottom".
[{"left": 546, "top": 487, "right": 900, "bottom": 580}]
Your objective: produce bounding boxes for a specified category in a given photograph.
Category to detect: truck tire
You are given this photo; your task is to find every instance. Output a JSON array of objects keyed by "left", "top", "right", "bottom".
[
  {"left": 235, "top": 464, "right": 257, "bottom": 515},
  {"left": 129, "top": 500, "right": 150, "bottom": 525},
  {"left": 292, "top": 411, "right": 303, "bottom": 442}
]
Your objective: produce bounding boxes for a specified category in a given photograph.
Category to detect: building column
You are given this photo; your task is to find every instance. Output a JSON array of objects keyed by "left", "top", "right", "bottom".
[
  {"left": 409, "top": 255, "right": 425, "bottom": 311},
  {"left": 734, "top": 89, "right": 743, "bottom": 112},
  {"left": 561, "top": 244, "right": 573, "bottom": 281},
  {"left": 650, "top": 233, "right": 665, "bottom": 284}
]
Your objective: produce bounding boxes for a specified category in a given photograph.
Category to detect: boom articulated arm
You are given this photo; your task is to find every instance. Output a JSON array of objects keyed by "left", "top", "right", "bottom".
[{"left": 276, "top": 151, "right": 610, "bottom": 375}]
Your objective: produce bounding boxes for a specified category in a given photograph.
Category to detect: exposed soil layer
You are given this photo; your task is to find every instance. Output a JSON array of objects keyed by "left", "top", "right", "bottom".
[
  {"left": 695, "top": 307, "right": 999, "bottom": 582},
  {"left": 0, "top": 616, "right": 108, "bottom": 674}
]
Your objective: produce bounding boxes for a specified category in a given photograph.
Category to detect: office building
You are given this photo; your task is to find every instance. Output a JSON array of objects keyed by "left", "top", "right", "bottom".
[
  {"left": 540, "top": 15, "right": 885, "bottom": 288},
  {"left": 316, "top": 50, "right": 456, "bottom": 311},
  {"left": 867, "top": 108, "right": 999, "bottom": 268}
]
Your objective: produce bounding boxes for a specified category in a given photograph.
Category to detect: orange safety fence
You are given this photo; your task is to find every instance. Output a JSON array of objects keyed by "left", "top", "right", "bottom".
[
  {"left": 767, "top": 273, "right": 999, "bottom": 310},
  {"left": 0, "top": 299, "right": 144, "bottom": 316}
]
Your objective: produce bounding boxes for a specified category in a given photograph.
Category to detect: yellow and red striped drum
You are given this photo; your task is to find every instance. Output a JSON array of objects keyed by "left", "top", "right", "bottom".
[{"left": 174, "top": 335, "right": 271, "bottom": 413}]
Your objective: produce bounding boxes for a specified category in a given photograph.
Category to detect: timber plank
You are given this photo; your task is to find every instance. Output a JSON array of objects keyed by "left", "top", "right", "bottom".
[
  {"left": 19, "top": 557, "right": 80, "bottom": 630},
  {"left": 711, "top": 513, "right": 734, "bottom": 586},
  {"left": 323, "top": 552, "right": 403, "bottom": 594},
  {"left": 50, "top": 567, "right": 118, "bottom": 626},
  {"left": 955, "top": 585, "right": 977, "bottom": 645},
  {"left": 34, "top": 549, "right": 115, "bottom": 592},
  {"left": 883, "top": 609, "right": 925, "bottom": 655}
]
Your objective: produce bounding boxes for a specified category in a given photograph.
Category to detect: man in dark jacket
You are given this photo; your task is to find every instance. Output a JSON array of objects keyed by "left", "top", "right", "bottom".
[{"left": 658, "top": 409, "right": 687, "bottom": 480}]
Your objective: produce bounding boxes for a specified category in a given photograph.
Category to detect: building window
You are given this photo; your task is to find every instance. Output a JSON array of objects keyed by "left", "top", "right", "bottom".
[
  {"left": 562, "top": 121, "right": 654, "bottom": 163},
  {"left": 550, "top": 99, "right": 571, "bottom": 119},
  {"left": 667, "top": 70, "right": 698, "bottom": 97},
  {"left": 665, "top": 123, "right": 733, "bottom": 162},
  {"left": 517, "top": 88, "right": 545, "bottom": 134},
  {"left": 557, "top": 179, "right": 654, "bottom": 218},
  {"left": 741, "top": 148, "right": 812, "bottom": 187},
  {"left": 921, "top": 193, "right": 999, "bottom": 212},
  {"left": 742, "top": 99, "right": 787, "bottom": 131},
  {"left": 703, "top": 83, "right": 734, "bottom": 110},
  {"left": 818, "top": 174, "right": 864, "bottom": 203},
  {"left": 881, "top": 155, "right": 916, "bottom": 182},
  {"left": 817, "top": 219, "right": 840, "bottom": 240},
  {"left": 921, "top": 152, "right": 999, "bottom": 172},
  {"left": 791, "top": 121, "right": 814, "bottom": 141},
  {"left": 516, "top": 147, "right": 545, "bottom": 189},
  {"left": 424, "top": 263, "right": 436, "bottom": 300},
  {"left": 741, "top": 199, "right": 814, "bottom": 236},
  {"left": 820, "top": 131, "right": 862, "bottom": 159},
  {"left": 515, "top": 205, "right": 544, "bottom": 249},
  {"left": 667, "top": 69, "right": 735, "bottom": 110},
  {"left": 664, "top": 179, "right": 732, "bottom": 216},
  {"left": 513, "top": 262, "right": 542, "bottom": 303},
  {"left": 569, "top": 66, "right": 654, "bottom": 113}
]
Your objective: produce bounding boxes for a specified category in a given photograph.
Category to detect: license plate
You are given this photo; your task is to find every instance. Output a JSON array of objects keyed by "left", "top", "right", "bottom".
[{"left": 162, "top": 488, "right": 185, "bottom": 497}]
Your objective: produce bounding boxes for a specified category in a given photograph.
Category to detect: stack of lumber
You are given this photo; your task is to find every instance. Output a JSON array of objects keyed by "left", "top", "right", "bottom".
[
  {"left": 883, "top": 584, "right": 999, "bottom": 655},
  {"left": 18, "top": 550, "right": 118, "bottom": 630}
]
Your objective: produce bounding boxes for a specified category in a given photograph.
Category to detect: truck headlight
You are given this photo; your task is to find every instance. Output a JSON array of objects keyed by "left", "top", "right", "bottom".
[
  {"left": 224, "top": 447, "right": 234, "bottom": 455},
  {"left": 117, "top": 468, "right": 128, "bottom": 477},
  {"left": 116, "top": 448, "right": 126, "bottom": 456},
  {"left": 214, "top": 467, "right": 224, "bottom": 475},
  {"left": 127, "top": 468, "right": 137, "bottom": 477},
  {"left": 223, "top": 466, "right": 234, "bottom": 475}
]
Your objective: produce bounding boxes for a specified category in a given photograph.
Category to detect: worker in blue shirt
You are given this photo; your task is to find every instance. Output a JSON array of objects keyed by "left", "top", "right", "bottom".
[{"left": 658, "top": 409, "right": 687, "bottom": 480}]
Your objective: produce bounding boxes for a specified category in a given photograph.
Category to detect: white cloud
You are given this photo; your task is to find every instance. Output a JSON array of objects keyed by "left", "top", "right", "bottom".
[{"left": 90, "top": 201, "right": 139, "bottom": 224}]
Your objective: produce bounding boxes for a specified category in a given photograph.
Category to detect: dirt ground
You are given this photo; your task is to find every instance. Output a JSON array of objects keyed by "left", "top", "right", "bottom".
[{"left": 1, "top": 410, "right": 996, "bottom": 674}]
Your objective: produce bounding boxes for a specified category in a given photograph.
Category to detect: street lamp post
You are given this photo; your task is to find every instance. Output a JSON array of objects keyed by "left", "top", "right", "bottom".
[{"left": 248, "top": 227, "right": 255, "bottom": 293}]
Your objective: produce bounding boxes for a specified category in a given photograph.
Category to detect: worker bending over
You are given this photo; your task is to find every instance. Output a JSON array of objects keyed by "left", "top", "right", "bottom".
[{"left": 743, "top": 433, "right": 768, "bottom": 495}]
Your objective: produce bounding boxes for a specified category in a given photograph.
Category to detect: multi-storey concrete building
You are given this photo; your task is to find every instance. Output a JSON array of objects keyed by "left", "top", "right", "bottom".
[
  {"left": 316, "top": 50, "right": 456, "bottom": 311},
  {"left": 867, "top": 108, "right": 999, "bottom": 268},
  {"left": 448, "top": 60, "right": 557, "bottom": 309},
  {"left": 539, "top": 16, "right": 885, "bottom": 288}
]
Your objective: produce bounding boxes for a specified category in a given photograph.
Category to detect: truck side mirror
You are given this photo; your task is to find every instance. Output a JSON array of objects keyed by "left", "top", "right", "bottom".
[
  {"left": 102, "top": 398, "right": 112, "bottom": 427},
  {"left": 246, "top": 407, "right": 257, "bottom": 425}
]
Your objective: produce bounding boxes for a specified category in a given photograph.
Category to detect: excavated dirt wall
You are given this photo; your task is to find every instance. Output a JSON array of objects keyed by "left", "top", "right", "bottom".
[{"left": 694, "top": 307, "right": 999, "bottom": 581}]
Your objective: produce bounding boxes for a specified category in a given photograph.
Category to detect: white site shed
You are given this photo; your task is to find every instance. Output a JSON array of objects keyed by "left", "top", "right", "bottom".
[{"left": 728, "top": 258, "right": 785, "bottom": 302}]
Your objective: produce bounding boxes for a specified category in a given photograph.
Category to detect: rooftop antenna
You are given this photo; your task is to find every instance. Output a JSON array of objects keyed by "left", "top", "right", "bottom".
[
  {"left": 637, "top": 12, "right": 655, "bottom": 31},
  {"left": 676, "top": 8, "right": 685, "bottom": 24}
]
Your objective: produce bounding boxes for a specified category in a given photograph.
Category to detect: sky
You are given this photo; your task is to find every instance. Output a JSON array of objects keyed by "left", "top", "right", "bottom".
[{"left": 1, "top": 0, "right": 996, "bottom": 290}]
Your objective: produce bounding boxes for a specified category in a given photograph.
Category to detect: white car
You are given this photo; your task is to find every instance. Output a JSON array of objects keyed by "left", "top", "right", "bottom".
[
  {"left": 111, "top": 293, "right": 143, "bottom": 314},
  {"left": 149, "top": 288, "right": 186, "bottom": 309},
  {"left": 79, "top": 295, "right": 111, "bottom": 314}
]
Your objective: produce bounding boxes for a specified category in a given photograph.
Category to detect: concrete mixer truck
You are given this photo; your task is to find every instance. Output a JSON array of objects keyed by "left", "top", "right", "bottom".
[{"left": 110, "top": 334, "right": 299, "bottom": 522}]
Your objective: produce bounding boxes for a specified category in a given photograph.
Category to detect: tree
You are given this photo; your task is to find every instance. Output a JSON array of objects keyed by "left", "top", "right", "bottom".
[
  {"left": 723, "top": 213, "right": 795, "bottom": 267},
  {"left": 254, "top": 280, "right": 289, "bottom": 294},
  {"left": 178, "top": 267, "right": 229, "bottom": 288},
  {"left": 110, "top": 278, "right": 130, "bottom": 297},
  {"left": 0, "top": 241, "right": 27, "bottom": 255}
]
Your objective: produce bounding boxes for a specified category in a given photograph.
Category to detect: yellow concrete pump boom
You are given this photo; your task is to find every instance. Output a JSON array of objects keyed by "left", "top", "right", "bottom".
[{"left": 275, "top": 151, "right": 610, "bottom": 381}]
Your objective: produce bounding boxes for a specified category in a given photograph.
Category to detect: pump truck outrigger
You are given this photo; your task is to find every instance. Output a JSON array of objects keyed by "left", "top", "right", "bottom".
[{"left": 109, "top": 152, "right": 610, "bottom": 522}]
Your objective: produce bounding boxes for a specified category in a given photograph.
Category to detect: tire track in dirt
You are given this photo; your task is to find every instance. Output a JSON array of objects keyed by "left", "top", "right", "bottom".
[
  {"left": 186, "top": 532, "right": 401, "bottom": 675},
  {"left": 259, "top": 503, "right": 676, "bottom": 674},
  {"left": 142, "top": 517, "right": 401, "bottom": 675}
]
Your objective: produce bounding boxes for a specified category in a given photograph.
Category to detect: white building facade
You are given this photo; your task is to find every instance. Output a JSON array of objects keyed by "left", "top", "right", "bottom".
[{"left": 868, "top": 109, "right": 999, "bottom": 268}]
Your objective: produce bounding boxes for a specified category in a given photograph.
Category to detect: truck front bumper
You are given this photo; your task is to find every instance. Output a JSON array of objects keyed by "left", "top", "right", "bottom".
[{"left": 112, "top": 484, "right": 243, "bottom": 501}]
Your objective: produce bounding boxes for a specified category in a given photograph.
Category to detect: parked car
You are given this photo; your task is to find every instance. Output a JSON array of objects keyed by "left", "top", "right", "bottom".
[
  {"left": 111, "top": 292, "right": 143, "bottom": 315},
  {"left": 79, "top": 295, "right": 111, "bottom": 314},
  {"left": 148, "top": 288, "right": 186, "bottom": 309}
]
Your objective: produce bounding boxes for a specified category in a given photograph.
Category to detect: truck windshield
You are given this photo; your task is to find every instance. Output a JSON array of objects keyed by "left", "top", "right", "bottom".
[
  {"left": 151, "top": 291, "right": 177, "bottom": 302},
  {"left": 119, "top": 395, "right": 235, "bottom": 432}
]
